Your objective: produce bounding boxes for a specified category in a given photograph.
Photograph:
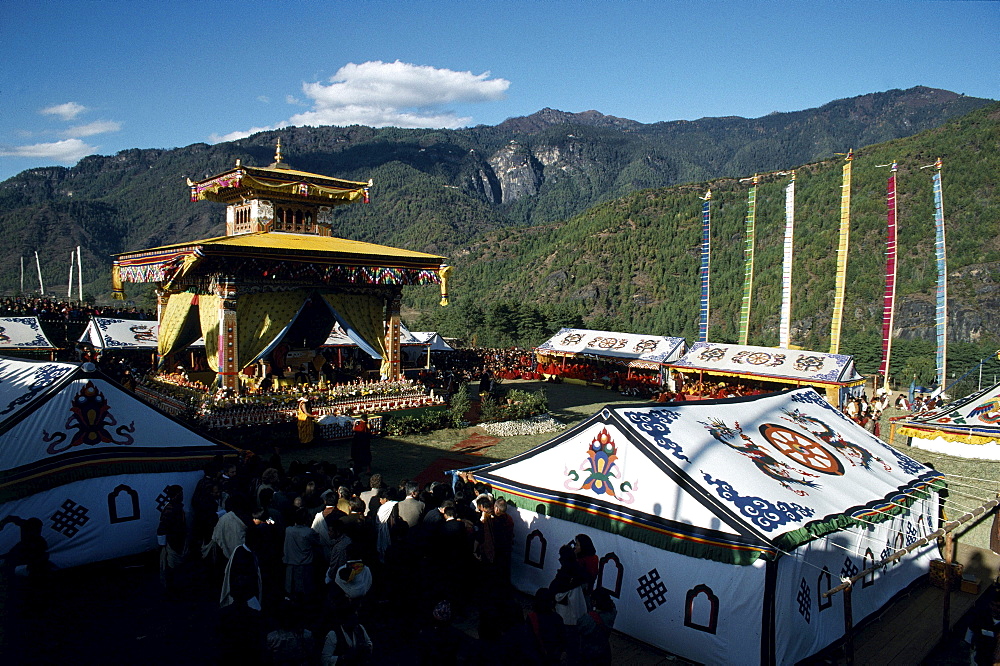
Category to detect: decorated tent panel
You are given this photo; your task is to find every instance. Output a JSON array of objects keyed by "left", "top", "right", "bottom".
[
  {"left": 897, "top": 382, "right": 1000, "bottom": 459},
  {"left": 671, "top": 342, "right": 864, "bottom": 386},
  {"left": 0, "top": 317, "right": 58, "bottom": 350},
  {"left": 0, "top": 357, "right": 237, "bottom": 569},
  {"left": 79, "top": 317, "right": 206, "bottom": 350},
  {"left": 468, "top": 389, "right": 940, "bottom": 664},
  {"left": 535, "top": 327, "right": 686, "bottom": 364}
]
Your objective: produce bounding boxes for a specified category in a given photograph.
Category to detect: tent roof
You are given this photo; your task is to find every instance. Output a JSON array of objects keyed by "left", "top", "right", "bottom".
[
  {"left": 469, "top": 388, "right": 939, "bottom": 565},
  {"left": 410, "top": 332, "right": 454, "bottom": 351},
  {"left": 535, "top": 327, "right": 686, "bottom": 364},
  {"left": 896, "top": 382, "right": 1000, "bottom": 444},
  {"left": 670, "top": 341, "right": 864, "bottom": 386},
  {"left": 0, "top": 317, "right": 57, "bottom": 350},
  {"left": 0, "top": 356, "right": 237, "bottom": 502},
  {"left": 79, "top": 317, "right": 205, "bottom": 350}
]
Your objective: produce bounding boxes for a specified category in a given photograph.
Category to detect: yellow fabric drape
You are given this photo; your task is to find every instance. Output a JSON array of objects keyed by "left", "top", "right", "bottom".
[
  {"left": 198, "top": 294, "right": 222, "bottom": 373},
  {"left": 236, "top": 290, "right": 310, "bottom": 370},
  {"left": 321, "top": 293, "right": 387, "bottom": 374},
  {"left": 112, "top": 264, "right": 125, "bottom": 300},
  {"left": 158, "top": 293, "right": 201, "bottom": 358}
]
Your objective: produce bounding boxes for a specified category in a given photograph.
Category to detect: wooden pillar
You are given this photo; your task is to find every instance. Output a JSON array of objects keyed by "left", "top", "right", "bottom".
[
  {"left": 385, "top": 290, "right": 402, "bottom": 380},
  {"left": 218, "top": 280, "right": 240, "bottom": 392},
  {"left": 942, "top": 531, "right": 955, "bottom": 641},
  {"left": 843, "top": 584, "right": 855, "bottom": 665}
]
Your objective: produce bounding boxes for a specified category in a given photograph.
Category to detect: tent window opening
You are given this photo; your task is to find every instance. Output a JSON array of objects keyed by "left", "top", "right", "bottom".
[
  {"left": 525, "top": 529, "right": 547, "bottom": 569},
  {"left": 684, "top": 584, "right": 720, "bottom": 634},
  {"left": 817, "top": 567, "right": 833, "bottom": 611},
  {"left": 597, "top": 552, "right": 624, "bottom": 599}
]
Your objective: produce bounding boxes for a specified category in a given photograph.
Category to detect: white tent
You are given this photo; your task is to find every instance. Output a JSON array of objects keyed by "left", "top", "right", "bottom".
[
  {"left": 79, "top": 317, "right": 204, "bottom": 349},
  {"left": 468, "top": 388, "right": 942, "bottom": 664},
  {"left": 0, "top": 316, "right": 58, "bottom": 350},
  {"left": 895, "top": 382, "right": 1000, "bottom": 459},
  {"left": 409, "top": 331, "right": 454, "bottom": 352},
  {"left": 0, "top": 357, "right": 237, "bottom": 569}
]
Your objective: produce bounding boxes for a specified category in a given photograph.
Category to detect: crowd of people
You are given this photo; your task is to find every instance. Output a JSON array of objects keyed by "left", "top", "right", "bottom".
[
  {"left": 154, "top": 454, "right": 616, "bottom": 665},
  {"left": 1, "top": 295, "right": 155, "bottom": 321}
]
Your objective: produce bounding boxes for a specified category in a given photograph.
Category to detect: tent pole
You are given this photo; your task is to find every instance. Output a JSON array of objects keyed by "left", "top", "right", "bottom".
[
  {"left": 942, "top": 531, "right": 954, "bottom": 642},
  {"left": 843, "top": 584, "right": 855, "bottom": 665}
]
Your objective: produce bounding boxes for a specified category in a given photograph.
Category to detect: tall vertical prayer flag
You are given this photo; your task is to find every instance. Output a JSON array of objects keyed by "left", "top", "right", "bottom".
[
  {"left": 698, "top": 190, "right": 712, "bottom": 343},
  {"left": 932, "top": 158, "right": 948, "bottom": 389},
  {"left": 779, "top": 174, "right": 795, "bottom": 348},
  {"left": 830, "top": 151, "right": 853, "bottom": 354},
  {"left": 738, "top": 176, "right": 758, "bottom": 345},
  {"left": 878, "top": 163, "right": 899, "bottom": 389}
]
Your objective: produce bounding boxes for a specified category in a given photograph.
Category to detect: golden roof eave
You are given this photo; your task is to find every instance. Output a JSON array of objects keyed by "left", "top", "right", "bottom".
[{"left": 114, "top": 231, "right": 446, "bottom": 268}]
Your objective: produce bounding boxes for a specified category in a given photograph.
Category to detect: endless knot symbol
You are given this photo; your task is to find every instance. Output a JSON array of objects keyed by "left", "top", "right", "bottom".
[
  {"left": 796, "top": 578, "right": 811, "bottom": 623},
  {"left": 155, "top": 487, "right": 171, "bottom": 512},
  {"left": 841, "top": 557, "right": 859, "bottom": 580},
  {"left": 51, "top": 498, "right": 90, "bottom": 538},
  {"left": 636, "top": 569, "right": 668, "bottom": 612},
  {"left": 905, "top": 522, "right": 918, "bottom": 546}
]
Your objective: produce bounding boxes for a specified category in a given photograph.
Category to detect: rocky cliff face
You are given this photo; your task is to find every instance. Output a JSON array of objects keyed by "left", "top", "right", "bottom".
[{"left": 488, "top": 141, "right": 545, "bottom": 203}]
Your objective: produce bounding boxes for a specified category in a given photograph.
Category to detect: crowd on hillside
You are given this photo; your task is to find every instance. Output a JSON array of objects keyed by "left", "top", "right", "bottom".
[
  {"left": 150, "top": 453, "right": 616, "bottom": 665},
  {"left": 0, "top": 296, "right": 155, "bottom": 320}
]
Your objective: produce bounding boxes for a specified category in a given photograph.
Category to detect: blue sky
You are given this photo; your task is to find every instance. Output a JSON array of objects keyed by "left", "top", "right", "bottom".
[{"left": 1, "top": 0, "right": 997, "bottom": 182}]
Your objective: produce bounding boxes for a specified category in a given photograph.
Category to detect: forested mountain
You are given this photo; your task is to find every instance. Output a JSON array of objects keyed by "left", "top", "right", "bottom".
[
  {"left": 410, "top": 99, "right": 1000, "bottom": 384},
  {"left": 0, "top": 86, "right": 997, "bottom": 382}
]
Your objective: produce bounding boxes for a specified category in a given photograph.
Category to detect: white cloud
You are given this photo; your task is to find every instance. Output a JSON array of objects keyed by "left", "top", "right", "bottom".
[
  {"left": 210, "top": 61, "right": 510, "bottom": 142},
  {"left": 40, "top": 102, "right": 88, "bottom": 121},
  {"left": 63, "top": 120, "right": 122, "bottom": 138},
  {"left": 0, "top": 138, "right": 96, "bottom": 161},
  {"left": 257, "top": 95, "right": 270, "bottom": 104}
]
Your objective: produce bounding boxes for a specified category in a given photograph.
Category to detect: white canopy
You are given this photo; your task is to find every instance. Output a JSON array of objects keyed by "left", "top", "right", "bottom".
[
  {"left": 0, "top": 317, "right": 58, "bottom": 350},
  {"left": 897, "top": 381, "right": 1000, "bottom": 459},
  {"left": 468, "top": 388, "right": 940, "bottom": 664},
  {"left": 409, "top": 331, "right": 454, "bottom": 351},
  {"left": 535, "top": 327, "right": 686, "bottom": 364},
  {"left": 671, "top": 341, "right": 865, "bottom": 387},
  {"left": 0, "top": 356, "right": 236, "bottom": 569}
]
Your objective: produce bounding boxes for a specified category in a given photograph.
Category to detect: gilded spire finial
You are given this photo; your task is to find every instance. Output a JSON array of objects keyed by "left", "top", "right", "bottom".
[{"left": 275, "top": 138, "right": 283, "bottom": 164}]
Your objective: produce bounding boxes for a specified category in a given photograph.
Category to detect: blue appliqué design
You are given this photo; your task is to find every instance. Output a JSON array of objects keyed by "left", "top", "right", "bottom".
[
  {"left": 624, "top": 410, "right": 689, "bottom": 462},
  {"left": 789, "top": 390, "right": 828, "bottom": 407},
  {"left": 702, "top": 473, "right": 814, "bottom": 531},
  {"left": 1, "top": 364, "right": 74, "bottom": 415}
]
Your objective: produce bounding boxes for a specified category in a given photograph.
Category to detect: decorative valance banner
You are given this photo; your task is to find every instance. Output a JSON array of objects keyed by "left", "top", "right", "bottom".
[
  {"left": 879, "top": 164, "right": 899, "bottom": 388},
  {"left": 738, "top": 177, "right": 758, "bottom": 346},
  {"left": 932, "top": 160, "right": 948, "bottom": 389},
  {"left": 779, "top": 176, "right": 795, "bottom": 349},
  {"left": 698, "top": 190, "right": 712, "bottom": 343},
  {"left": 830, "top": 152, "right": 852, "bottom": 354}
]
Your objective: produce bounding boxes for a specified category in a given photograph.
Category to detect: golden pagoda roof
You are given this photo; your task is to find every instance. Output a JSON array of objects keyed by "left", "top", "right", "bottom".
[{"left": 188, "top": 164, "right": 370, "bottom": 205}]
